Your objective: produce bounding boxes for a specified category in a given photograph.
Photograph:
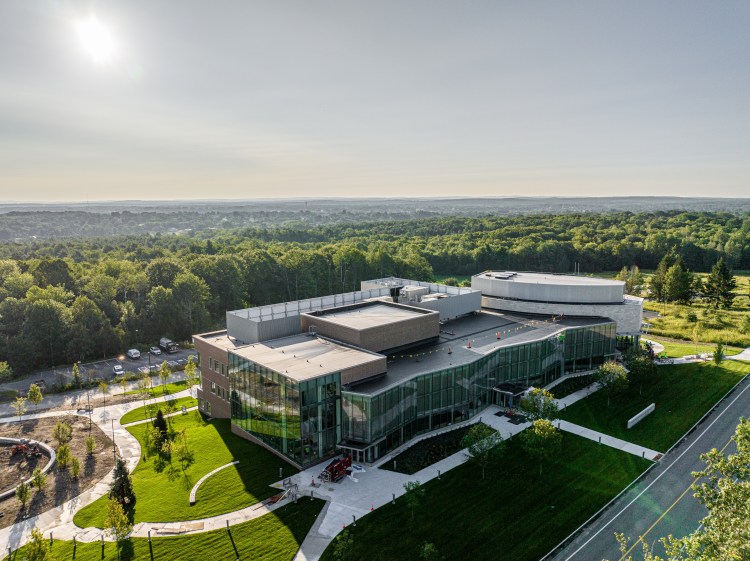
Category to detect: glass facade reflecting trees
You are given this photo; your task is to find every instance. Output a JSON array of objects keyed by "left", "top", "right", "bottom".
[
  {"left": 230, "top": 323, "right": 615, "bottom": 467},
  {"left": 229, "top": 354, "right": 341, "bottom": 467}
]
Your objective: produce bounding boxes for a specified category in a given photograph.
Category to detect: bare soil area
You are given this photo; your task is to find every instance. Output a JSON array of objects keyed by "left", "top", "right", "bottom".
[{"left": 0, "top": 415, "right": 114, "bottom": 528}]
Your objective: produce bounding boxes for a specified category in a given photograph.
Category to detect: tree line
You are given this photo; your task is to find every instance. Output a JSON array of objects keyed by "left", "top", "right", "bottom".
[{"left": 0, "top": 210, "right": 748, "bottom": 375}]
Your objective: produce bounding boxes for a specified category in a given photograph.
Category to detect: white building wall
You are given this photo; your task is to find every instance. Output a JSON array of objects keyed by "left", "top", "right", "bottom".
[{"left": 481, "top": 296, "right": 643, "bottom": 336}]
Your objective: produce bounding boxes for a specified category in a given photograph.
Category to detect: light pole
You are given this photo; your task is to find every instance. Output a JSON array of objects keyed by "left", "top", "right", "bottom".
[{"left": 111, "top": 419, "right": 116, "bottom": 463}]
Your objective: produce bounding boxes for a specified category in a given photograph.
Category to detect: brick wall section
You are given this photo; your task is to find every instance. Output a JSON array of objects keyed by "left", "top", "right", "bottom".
[{"left": 193, "top": 333, "right": 232, "bottom": 419}]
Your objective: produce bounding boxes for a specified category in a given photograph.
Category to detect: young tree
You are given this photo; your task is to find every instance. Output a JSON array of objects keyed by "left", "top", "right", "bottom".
[
  {"left": 519, "top": 388, "right": 559, "bottom": 421},
  {"left": 153, "top": 409, "right": 168, "bottom": 443},
  {"left": 70, "top": 456, "right": 81, "bottom": 480},
  {"left": 72, "top": 362, "right": 81, "bottom": 388},
  {"left": 520, "top": 419, "right": 563, "bottom": 476},
  {"left": 461, "top": 423, "right": 504, "bottom": 480},
  {"left": 24, "top": 527, "right": 54, "bottom": 561},
  {"left": 11, "top": 396, "right": 27, "bottom": 422},
  {"left": 595, "top": 361, "right": 629, "bottom": 407},
  {"left": 703, "top": 257, "right": 737, "bottom": 310},
  {"left": 403, "top": 480, "right": 425, "bottom": 521},
  {"left": 27, "top": 383, "right": 43, "bottom": 411},
  {"left": 158, "top": 361, "right": 171, "bottom": 393},
  {"left": 16, "top": 480, "right": 30, "bottom": 510},
  {"left": 173, "top": 427, "right": 195, "bottom": 472},
  {"left": 119, "top": 376, "right": 129, "bottom": 396},
  {"left": 110, "top": 458, "right": 136, "bottom": 509},
  {"left": 99, "top": 380, "right": 109, "bottom": 408},
  {"left": 57, "top": 444, "right": 72, "bottom": 469},
  {"left": 85, "top": 434, "right": 96, "bottom": 456},
  {"left": 0, "top": 360, "right": 13, "bottom": 383},
  {"left": 105, "top": 497, "right": 133, "bottom": 556},
  {"left": 623, "top": 347, "right": 657, "bottom": 395},
  {"left": 31, "top": 467, "right": 47, "bottom": 492},
  {"left": 663, "top": 262, "right": 693, "bottom": 304},
  {"left": 616, "top": 266, "right": 644, "bottom": 295},
  {"left": 52, "top": 421, "right": 72, "bottom": 446},
  {"left": 713, "top": 342, "right": 725, "bottom": 365},
  {"left": 184, "top": 355, "right": 199, "bottom": 388}
]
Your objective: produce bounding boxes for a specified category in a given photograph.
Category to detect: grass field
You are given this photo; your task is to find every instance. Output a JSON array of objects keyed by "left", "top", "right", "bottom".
[
  {"left": 560, "top": 361, "right": 750, "bottom": 451},
  {"left": 120, "top": 396, "right": 198, "bottom": 425},
  {"left": 14, "top": 500, "right": 323, "bottom": 561},
  {"left": 321, "top": 434, "right": 651, "bottom": 561},
  {"left": 643, "top": 336, "right": 743, "bottom": 358},
  {"left": 643, "top": 300, "right": 750, "bottom": 348},
  {"left": 124, "top": 380, "right": 190, "bottom": 398},
  {"left": 74, "top": 413, "right": 292, "bottom": 527}
]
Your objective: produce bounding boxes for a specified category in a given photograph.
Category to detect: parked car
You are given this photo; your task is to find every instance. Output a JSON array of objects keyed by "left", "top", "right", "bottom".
[
  {"left": 149, "top": 346, "right": 162, "bottom": 356},
  {"left": 149, "top": 365, "right": 159, "bottom": 373},
  {"left": 126, "top": 349, "right": 141, "bottom": 359},
  {"left": 32, "top": 379, "right": 46, "bottom": 391},
  {"left": 113, "top": 364, "right": 124, "bottom": 375},
  {"left": 137, "top": 366, "right": 150, "bottom": 374},
  {"left": 167, "top": 360, "right": 179, "bottom": 369}
]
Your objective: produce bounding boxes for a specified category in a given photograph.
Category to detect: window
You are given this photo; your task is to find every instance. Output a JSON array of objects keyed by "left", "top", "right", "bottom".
[{"left": 211, "top": 381, "right": 217, "bottom": 394}]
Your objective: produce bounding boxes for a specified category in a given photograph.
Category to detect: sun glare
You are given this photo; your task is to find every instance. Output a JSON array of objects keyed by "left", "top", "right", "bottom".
[{"left": 75, "top": 15, "right": 117, "bottom": 64}]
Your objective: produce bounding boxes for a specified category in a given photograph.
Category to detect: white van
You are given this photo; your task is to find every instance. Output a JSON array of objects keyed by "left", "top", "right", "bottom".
[{"left": 126, "top": 349, "right": 141, "bottom": 359}]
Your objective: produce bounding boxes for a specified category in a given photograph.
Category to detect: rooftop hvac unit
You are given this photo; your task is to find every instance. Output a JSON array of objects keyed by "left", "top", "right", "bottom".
[{"left": 308, "top": 325, "right": 317, "bottom": 336}]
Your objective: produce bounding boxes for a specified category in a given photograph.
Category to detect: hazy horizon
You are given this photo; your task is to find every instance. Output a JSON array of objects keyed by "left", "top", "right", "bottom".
[{"left": 2, "top": 1, "right": 749, "bottom": 202}]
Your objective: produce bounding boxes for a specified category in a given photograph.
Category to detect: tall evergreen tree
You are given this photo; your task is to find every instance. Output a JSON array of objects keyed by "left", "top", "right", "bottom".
[
  {"left": 110, "top": 458, "right": 136, "bottom": 509},
  {"left": 703, "top": 257, "right": 736, "bottom": 309}
]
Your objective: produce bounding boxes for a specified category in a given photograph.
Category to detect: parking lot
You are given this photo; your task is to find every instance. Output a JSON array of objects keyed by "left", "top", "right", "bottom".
[{"left": 0, "top": 346, "right": 197, "bottom": 394}]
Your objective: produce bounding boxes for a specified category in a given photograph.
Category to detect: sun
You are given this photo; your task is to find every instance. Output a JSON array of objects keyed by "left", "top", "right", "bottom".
[{"left": 75, "top": 15, "right": 117, "bottom": 64}]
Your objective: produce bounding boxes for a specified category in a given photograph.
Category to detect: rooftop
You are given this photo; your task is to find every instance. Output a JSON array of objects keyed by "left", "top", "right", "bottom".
[
  {"left": 345, "top": 311, "right": 613, "bottom": 395},
  {"left": 231, "top": 334, "right": 384, "bottom": 381},
  {"left": 305, "top": 302, "right": 432, "bottom": 331},
  {"left": 474, "top": 271, "right": 623, "bottom": 287},
  {"left": 193, "top": 330, "right": 247, "bottom": 351}
]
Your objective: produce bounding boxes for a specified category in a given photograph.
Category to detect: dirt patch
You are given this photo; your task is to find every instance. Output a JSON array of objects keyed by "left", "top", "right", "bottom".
[{"left": 0, "top": 415, "right": 115, "bottom": 528}]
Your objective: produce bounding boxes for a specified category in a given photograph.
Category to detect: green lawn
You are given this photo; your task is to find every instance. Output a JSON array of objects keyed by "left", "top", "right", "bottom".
[
  {"left": 560, "top": 361, "right": 750, "bottom": 452},
  {"left": 644, "top": 336, "right": 743, "bottom": 358},
  {"left": 120, "top": 396, "right": 197, "bottom": 425},
  {"left": 74, "top": 413, "right": 293, "bottom": 527},
  {"left": 321, "top": 434, "right": 651, "bottom": 561},
  {"left": 125, "top": 380, "right": 190, "bottom": 398},
  {"left": 15, "top": 500, "right": 323, "bottom": 561}
]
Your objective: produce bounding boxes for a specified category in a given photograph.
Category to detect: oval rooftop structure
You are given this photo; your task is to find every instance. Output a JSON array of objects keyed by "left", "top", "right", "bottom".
[{"left": 471, "top": 271, "right": 625, "bottom": 305}]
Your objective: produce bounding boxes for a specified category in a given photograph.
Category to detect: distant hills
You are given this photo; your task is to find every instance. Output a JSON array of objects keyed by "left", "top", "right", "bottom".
[{"left": 1, "top": 197, "right": 748, "bottom": 240}]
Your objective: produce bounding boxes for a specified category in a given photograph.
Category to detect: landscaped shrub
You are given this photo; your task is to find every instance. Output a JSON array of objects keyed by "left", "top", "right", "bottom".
[{"left": 384, "top": 424, "right": 481, "bottom": 475}]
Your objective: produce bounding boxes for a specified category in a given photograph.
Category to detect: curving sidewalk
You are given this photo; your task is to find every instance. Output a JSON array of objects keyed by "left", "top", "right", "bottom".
[
  {"left": 1, "top": 386, "right": 307, "bottom": 553},
  {"left": 0, "top": 391, "right": 189, "bottom": 551}
]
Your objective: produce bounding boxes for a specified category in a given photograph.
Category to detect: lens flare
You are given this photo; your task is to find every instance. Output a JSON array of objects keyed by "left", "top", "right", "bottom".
[{"left": 75, "top": 15, "right": 117, "bottom": 64}]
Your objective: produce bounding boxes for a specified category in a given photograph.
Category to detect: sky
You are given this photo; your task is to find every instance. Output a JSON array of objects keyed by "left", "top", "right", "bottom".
[{"left": 0, "top": 0, "right": 748, "bottom": 202}]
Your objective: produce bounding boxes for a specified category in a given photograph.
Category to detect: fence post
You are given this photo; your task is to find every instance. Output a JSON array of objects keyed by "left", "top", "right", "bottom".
[{"left": 101, "top": 534, "right": 105, "bottom": 560}]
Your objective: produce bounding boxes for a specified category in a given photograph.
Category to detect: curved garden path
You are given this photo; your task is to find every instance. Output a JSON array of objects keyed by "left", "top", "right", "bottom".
[{"left": 1, "top": 385, "right": 308, "bottom": 553}]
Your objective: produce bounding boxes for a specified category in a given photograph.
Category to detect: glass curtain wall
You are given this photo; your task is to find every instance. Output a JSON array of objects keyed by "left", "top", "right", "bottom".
[
  {"left": 229, "top": 354, "right": 341, "bottom": 467},
  {"left": 342, "top": 322, "right": 616, "bottom": 463}
]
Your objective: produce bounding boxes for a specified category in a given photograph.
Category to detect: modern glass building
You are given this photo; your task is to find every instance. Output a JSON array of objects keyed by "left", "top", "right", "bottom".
[{"left": 227, "top": 313, "right": 616, "bottom": 468}]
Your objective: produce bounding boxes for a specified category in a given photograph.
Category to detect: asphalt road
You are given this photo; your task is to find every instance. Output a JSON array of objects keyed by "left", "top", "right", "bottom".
[{"left": 548, "top": 371, "right": 750, "bottom": 561}]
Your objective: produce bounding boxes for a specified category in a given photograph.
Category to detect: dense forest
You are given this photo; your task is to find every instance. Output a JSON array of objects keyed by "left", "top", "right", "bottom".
[
  {"left": 1, "top": 210, "right": 749, "bottom": 375},
  {"left": 3, "top": 197, "right": 750, "bottom": 240}
]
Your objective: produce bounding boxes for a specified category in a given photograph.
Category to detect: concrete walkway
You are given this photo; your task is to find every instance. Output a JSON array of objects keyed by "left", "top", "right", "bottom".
[
  {"left": 728, "top": 347, "right": 750, "bottom": 361},
  {"left": 555, "top": 420, "right": 661, "bottom": 461},
  {"left": 0, "top": 389, "right": 192, "bottom": 551},
  {"left": 292, "top": 405, "right": 530, "bottom": 561},
  {"left": 0, "top": 371, "right": 188, "bottom": 419}
]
